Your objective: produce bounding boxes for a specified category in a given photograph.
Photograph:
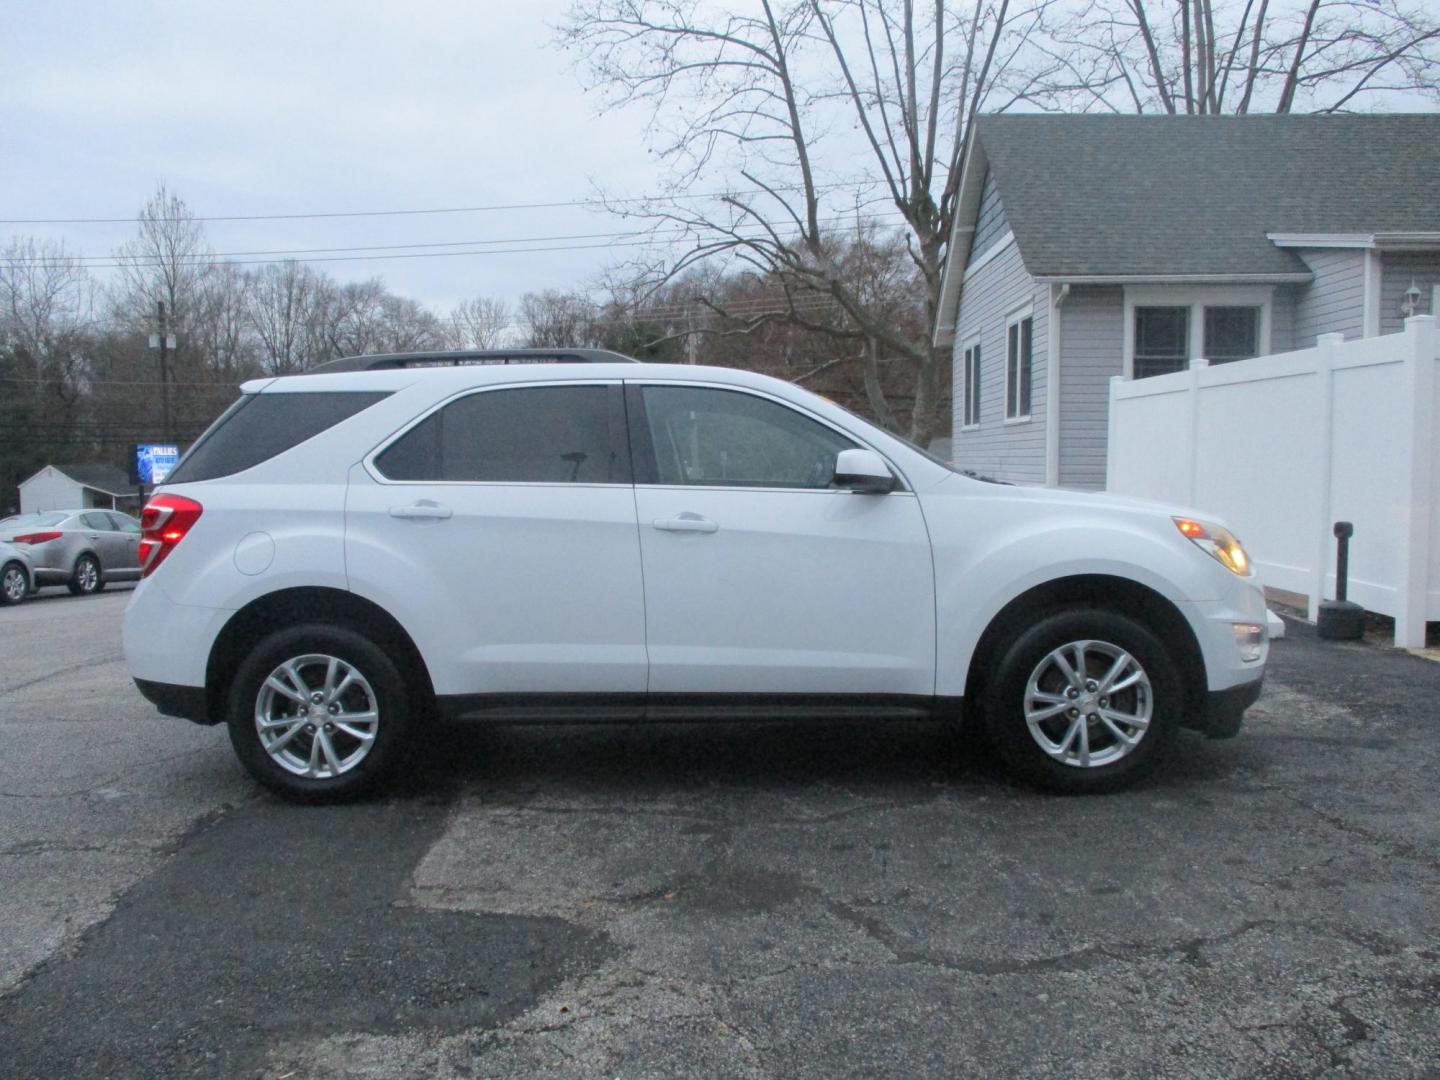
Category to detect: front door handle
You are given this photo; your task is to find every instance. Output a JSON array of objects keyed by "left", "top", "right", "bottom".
[
  {"left": 389, "top": 502, "right": 453, "bottom": 521},
  {"left": 652, "top": 513, "right": 718, "bottom": 534}
]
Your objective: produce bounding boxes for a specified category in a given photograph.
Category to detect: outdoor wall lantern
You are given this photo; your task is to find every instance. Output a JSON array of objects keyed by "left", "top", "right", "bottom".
[{"left": 1401, "top": 279, "right": 1423, "bottom": 318}]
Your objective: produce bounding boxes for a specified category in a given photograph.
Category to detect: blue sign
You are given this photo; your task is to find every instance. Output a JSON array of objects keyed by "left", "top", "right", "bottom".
[{"left": 135, "top": 443, "right": 180, "bottom": 485}]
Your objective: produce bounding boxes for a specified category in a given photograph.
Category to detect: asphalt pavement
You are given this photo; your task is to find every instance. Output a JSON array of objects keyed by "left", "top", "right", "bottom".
[{"left": 1, "top": 589, "right": 1437, "bottom": 1077}]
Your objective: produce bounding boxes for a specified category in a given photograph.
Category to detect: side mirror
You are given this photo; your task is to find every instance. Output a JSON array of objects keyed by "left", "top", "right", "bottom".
[{"left": 833, "top": 448, "right": 896, "bottom": 494}]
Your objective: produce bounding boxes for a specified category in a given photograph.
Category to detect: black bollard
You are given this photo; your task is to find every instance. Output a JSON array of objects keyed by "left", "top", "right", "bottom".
[{"left": 1317, "top": 521, "right": 1364, "bottom": 640}]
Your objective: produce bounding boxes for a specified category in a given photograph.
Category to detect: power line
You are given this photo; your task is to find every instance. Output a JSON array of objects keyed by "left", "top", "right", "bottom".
[
  {"left": 0, "top": 238, "right": 655, "bottom": 272},
  {"left": 1, "top": 290, "right": 847, "bottom": 344},
  {"left": 0, "top": 221, "right": 909, "bottom": 272},
  {"left": 0, "top": 181, "right": 884, "bottom": 226},
  {"left": 2, "top": 213, "right": 908, "bottom": 266}
]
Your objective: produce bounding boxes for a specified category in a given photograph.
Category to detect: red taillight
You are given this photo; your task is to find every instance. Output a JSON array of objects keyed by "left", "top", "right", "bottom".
[
  {"left": 138, "top": 495, "right": 203, "bottom": 578},
  {"left": 12, "top": 531, "right": 63, "bottom": 545}
]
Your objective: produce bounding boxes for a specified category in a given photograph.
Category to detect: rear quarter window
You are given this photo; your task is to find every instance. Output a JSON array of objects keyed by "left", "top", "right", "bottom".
[{"left": 166, "top": 391, "right": 392, "bottom": 483}]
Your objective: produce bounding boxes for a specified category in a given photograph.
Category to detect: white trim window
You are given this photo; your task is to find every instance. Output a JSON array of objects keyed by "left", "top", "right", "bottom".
[
  {"left": 1202, "top": 305, "right": 1262, "bottom": 363},
  {"left": 1005, "top": 311, "right": 1033, "bottom": 421},
  {"left": 1123, "top": 286, "right": 1273, "bottom": 379},
  {"left": 961, "top": 339, "right": 981, "bottom": 429},
  {"left": 1133, "top": 305, "right": 1189, "bottom": 378}
]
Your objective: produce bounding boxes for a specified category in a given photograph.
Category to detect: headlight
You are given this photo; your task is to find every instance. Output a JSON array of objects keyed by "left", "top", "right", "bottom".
[{"left": 1174, "top": 517, "right": 1252, "bottom": 576}]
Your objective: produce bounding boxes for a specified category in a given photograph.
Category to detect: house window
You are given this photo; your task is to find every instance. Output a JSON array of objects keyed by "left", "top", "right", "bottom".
[
  {"left": 1203, "top": 306, "right": 1260, "bottom": 363},
  {"left": 1005, "top": 314, "right": 1032, "bottom": 420},
  {"left": 1134, "top": 307, "right": 1189, "bottom": 378},
  {"left": 961, "top": 341, "right": 981, "bottom": 428}
]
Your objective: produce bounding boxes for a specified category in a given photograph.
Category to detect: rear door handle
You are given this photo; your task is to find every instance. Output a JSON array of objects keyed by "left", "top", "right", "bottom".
[
  {"left": 389, "top": 502, "right": 453, "bottom": 520},
  {"left": 652, "top": 514, "right": 718, "bottom": 534}
]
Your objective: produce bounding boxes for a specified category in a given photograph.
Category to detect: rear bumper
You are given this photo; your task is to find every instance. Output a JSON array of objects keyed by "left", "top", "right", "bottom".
[{"left": 134, "top": 678, "right": 215, "bottom": 725}]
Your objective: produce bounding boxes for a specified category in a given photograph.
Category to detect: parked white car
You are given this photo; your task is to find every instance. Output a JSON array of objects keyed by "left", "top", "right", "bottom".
[{"left": 123, "top": 349, "right": 1267, "bottom": 801}]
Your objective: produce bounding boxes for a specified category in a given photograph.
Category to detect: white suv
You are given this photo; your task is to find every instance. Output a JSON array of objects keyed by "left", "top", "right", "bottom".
[{"left": 123, "top": 349, "right": 1267, "bottom": 801}]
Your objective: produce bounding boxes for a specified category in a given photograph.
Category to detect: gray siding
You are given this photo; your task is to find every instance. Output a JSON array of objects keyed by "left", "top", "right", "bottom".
[
  {"left": 1057, "top": 287, "right": 1123, "bottom": 490},
  {"left": 1380, "top": 251, "right": 1440, "bottom": 335},
  {"left": 1293, "top": 249, "right": 1365, "bottom": 346},
  {"left": 1269, "top": 284, "right": 1298, "bottom": 354},
  {"left": 967, "top": 170, "right": 1011, "bottom": 263},
  {"left": 951, "top": 240, "right": 1049, "bottom": 485}
]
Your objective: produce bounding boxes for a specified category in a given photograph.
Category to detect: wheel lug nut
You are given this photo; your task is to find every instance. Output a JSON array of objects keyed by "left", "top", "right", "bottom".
[
  {"left": 1066, "top": 687, "right": 1078, "bottom": 699},
  {"left": 306, "top": 723, "right": 316, "bottom": 733},
  {"left": 1068, "top": 707, "right": 1079, "bottom": 717},
  {"left": 311, "top": 692, "right": 324, "bottom": 703},
  {"left": 1088, "top": 713, "right": 1098, "bottom": 723},
  {"left": 1099, "top": 697, "right": 1109, "bottom": 708},
  {"left": 1086, "top": 681, "right": 1098, "bottom": 692}
]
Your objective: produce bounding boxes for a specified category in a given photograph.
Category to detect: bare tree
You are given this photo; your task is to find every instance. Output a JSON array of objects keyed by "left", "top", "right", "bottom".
[
  {"left": 304, "top": 278, "right": 447, "bottom": 362},
  {"left": 0, "top": 238, "right": 96, "bottom": 506},
  {"left": 519, "top": 289, "right": 603, "bottom": 348},
  {"left": 110, "top": 185, "right": 218, "bottom": 438},
  {"left": 0, "top": 238, "right": 94, "bottom": 367},
  {"left": 191, "top": 262, "right": 257, "bottom": 386},
  {"left": 446, "top": 295, "right": 512, "bottom": 349},
  {"left": 248, "top": 260, "right": 321, "bottom": 375},
  {"left": 1028, "top": 0, "right": 1440, "bottom": 114},
  {"left": 111, "top": 184, "right": 213, "bottom": 330},
  {"left": 558, "top": 0, "right": 1046, "bottom": 443}
]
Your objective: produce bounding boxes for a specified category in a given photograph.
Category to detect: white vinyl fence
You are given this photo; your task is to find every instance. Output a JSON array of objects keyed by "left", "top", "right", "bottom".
[{"left": 1107, "top": 315, "right": 1438, "bottom": 648}]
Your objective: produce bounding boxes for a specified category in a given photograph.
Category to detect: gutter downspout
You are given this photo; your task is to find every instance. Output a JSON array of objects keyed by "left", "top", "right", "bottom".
[{"left": 1045, "top": 283, "right": 1070, "bottom": 487}]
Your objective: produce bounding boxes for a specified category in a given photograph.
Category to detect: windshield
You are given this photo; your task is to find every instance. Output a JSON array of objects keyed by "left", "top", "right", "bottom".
[
  {"left": 819, "top": 397, "right": 1014, "bottom": 484},
  {"left": 820, "top": 397, "right": 964, "bottom": 472}
]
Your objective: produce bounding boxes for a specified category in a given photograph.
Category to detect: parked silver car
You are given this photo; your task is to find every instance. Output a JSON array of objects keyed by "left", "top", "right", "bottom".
[
  {"left": 0, "top": 541, "right": 35, "bottom": 605},
  {"left": 0, "top": 509, "right": 143, "bottom": 595}
]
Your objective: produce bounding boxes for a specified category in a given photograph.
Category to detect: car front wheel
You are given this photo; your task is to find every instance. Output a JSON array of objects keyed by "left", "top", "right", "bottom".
[
  {"left": 983, "top": 608, "right": 1182, "bottom": 794},
  {"left": 1, "top": 562, "right": 28, "bottom": 605},
  {"left": 226, "top": 624, "right": 411, "bottom": 802}
]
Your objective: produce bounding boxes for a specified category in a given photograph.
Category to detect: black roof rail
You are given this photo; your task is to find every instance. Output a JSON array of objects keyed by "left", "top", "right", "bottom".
[{"left": 309, "top": 348, "right": 642, "bottom": 374}]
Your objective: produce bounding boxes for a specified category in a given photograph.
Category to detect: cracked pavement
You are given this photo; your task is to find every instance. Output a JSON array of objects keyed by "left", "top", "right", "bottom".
[{"left": 1, "top": 590, "right": 1437, "bottom": 1076}]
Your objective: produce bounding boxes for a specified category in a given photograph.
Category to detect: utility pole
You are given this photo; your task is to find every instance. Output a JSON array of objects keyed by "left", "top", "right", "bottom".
[{"left": 149, "top": 301, "right": 175, "bottom": 441}]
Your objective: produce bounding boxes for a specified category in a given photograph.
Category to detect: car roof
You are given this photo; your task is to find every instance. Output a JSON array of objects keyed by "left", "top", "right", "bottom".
[
  {"left": 243, "top": 359, "right": 788, "bottom": 396},
  {"left": 309, "top": 348, "right": 641, "bottom": 374}
]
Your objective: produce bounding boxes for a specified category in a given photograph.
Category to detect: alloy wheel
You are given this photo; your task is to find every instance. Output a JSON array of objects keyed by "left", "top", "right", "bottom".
[
  {"left": 254, "top": 653, "right": 380, "bottom": 779},
  {"left": 2, "top": 567, "right": 25, "bottom": 602},
  {"left": 1023, "top": 639, "right": 1153, "bottom": 768},
  {"left": 76, "top": 559, "right": 99, "bottom": 593}
]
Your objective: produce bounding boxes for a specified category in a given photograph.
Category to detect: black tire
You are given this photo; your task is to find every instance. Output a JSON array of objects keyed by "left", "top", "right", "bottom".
[
  {"left": 982, "top": 607, "right": 1182, "bottom": 794},
  {"left": 226, "top": 623, "right": 412, "bottom": 803},
  {"left": 68, "top": 553, "right": 104, "bottom": 595},
  {"left": 1, "top": 562, "right": 28, "bottom": 605}
]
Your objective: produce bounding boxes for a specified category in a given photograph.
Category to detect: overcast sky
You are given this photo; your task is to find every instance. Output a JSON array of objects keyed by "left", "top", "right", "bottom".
[{"left": 2, "top": 1, "right": 675, "bottom": 315}]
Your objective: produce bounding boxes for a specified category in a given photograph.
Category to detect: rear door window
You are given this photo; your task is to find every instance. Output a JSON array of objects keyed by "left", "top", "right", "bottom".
[
  {"left": 374, "top": 385, "right": 626, "bottom": 484},
  {"left": 166, "top": 391, "right": 392, "bottom": 483}
]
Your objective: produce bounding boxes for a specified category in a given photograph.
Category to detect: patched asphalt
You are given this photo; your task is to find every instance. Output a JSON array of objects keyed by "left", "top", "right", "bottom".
[{"left": 2, "top": 594, "right": 1438, "bottom": 1077}]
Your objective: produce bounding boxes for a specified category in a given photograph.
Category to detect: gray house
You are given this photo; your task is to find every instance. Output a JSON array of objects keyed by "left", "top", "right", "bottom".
[{"left": 932, "top": 113, "right": 1440, "bottom": 489}]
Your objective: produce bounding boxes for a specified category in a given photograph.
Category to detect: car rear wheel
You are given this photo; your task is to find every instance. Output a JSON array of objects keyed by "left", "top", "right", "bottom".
[
  {"left": 982, "top": 608, "right": 1181, "bottom": 794},
  {"left": 1, "top": 562, "right": 27, "bottom": 605},
  {"left": 68, "top": 554, "right": 104, "bottom": 595},
  {"left": 226, "top": 624, "right": 411, "bottom": 802}
]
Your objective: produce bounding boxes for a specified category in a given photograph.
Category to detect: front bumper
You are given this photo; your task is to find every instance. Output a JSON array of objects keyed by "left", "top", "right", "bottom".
[{"left": 1197, "top": 673, "right": 1263, "bottom": 739}]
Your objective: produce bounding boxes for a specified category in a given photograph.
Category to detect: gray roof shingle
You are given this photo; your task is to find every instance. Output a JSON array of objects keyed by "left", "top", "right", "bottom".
[
  {"left": 58, "top": 463, "right": 133, "bottom": 495},
  {"left": 975, "top": 113, "right": 1440, "bottom": 277}
]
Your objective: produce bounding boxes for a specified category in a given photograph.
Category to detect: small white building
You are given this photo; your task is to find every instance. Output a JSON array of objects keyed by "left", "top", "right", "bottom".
[{"left": 17, "top": 464, "right": 139, "bottom": 515}]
